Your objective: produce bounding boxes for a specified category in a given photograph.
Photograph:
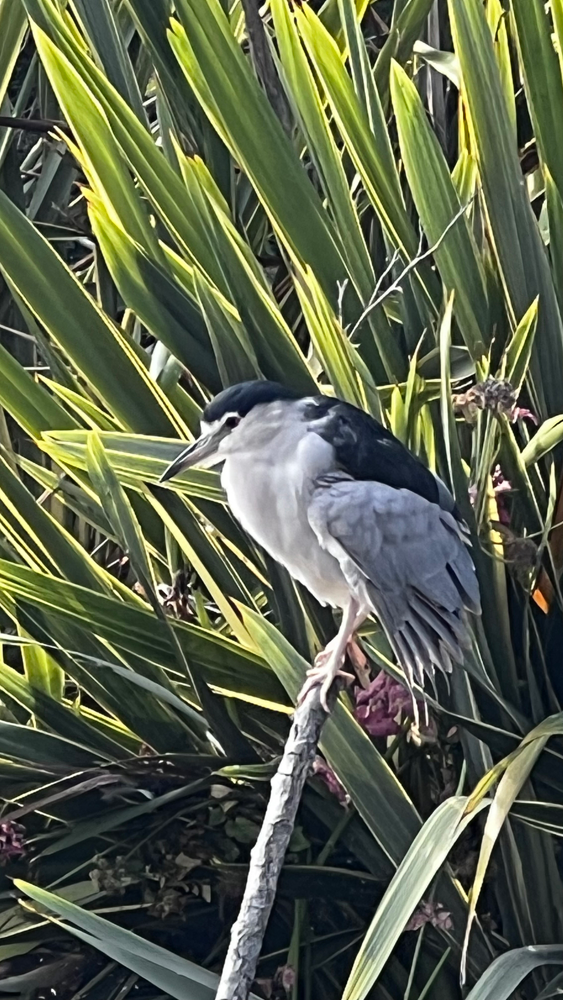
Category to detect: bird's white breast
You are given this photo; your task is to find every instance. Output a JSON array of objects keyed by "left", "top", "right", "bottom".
[{"left": 220, "top": 417, "right": 350, "bottom": 607}]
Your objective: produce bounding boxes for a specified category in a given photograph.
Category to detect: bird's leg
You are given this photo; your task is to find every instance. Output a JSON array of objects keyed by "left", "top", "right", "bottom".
[
  {"left": 313, "top": 612, "right": 366, "bottom": 670},
  {"left": 299, "top": 599, "right": 361, "bottom": 712},
  {"left": 314, "top": 615, "right": 370, "bottom": 688}
]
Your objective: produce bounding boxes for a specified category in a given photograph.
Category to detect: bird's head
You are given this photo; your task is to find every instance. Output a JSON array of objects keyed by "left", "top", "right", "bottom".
[{"left": 159, "top": 380, "right": 304, "bottom": 483}]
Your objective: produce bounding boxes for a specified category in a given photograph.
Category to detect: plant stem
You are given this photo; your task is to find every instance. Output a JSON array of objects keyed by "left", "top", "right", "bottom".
[{"left": 315, "top": 806, "right": 355, "bottom": 866}]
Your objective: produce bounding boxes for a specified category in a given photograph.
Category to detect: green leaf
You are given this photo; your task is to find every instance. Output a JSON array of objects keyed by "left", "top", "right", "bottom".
[
  {"left": 511, "top": 0, "right": 563, "bottom": 200},
  {"left": 0, "top": 656, "right": 123, "bottom": 758},
  {"left": 192, "top": 266, "right": 259, "bottom": 386},
  {"left": 464, "top": 946, "right": 563, "bottom": 1000},
  {"left": 0, "top": 342, "right": 77, "bottom": 438},
  {"left": 448, "top": 0, "right": 563, "bottom": 416},
  {"left": 0, "top": 452, "right": 111, "bottom": 591},
  {"left": 271, "top": 0, "right": 373, "bottom": 293},
  {"left": 521, "top": 416, "right": 563, "bottom": 466},
  {"left": 149, "top": 488, "right": 254, "bottom": 641},
  {"left": 462, "top": 712, "right": 563, "bottom": 981},
  {"left": 33, "top": 24, "right": 156, "bottom": 253},
  {"left": 503, "top": 298, "right": 539, "bottom": 393},
  {"left": 390, "top": 60, "right": 489, "bottom": 364},
  {"left": 71, "top": 0, "right": 145, "bottom": 119},
  {"left": 0, "top": 188, "right": 180, "bottom": 436},
  {"left": 294, "top": 267, "right": 373, "bottom": 409},
  {"left": 85, "top": 433, "right": 218, "bottom": 741},
  {"left": 175, "top": 151, "right": 317, "bottom": 393},
  {"left": 86, "top": 431, "right": 157, "bottom": 600},
  {"left": 28, "top": 7, "right": 248, "bottom": 290},
  {"left": 21, "top": 633, "right": 63, "bottom": 702},
  {"left": 15, "top": 880, "right": 262, "bottom": 1000},
  {"left": 0, "top": 632, "right": 207, "bottom": 736},
  {"left": 546, "top": 169, "right": 563, "bottom": 320},
  {"left": 337, "top": 0, "right": 383, "bottom": 134},
  {"left": 439, "top": 294, "right": 472, "bottom": 513},
  {"left": 373, "top": 0, "right": 435, "bottom": 108},
  {"left": 15, "top": 454, "right": 115, "bottom": 538},
  {"left": 0, "top": 560, "right": 284, "bottom": 706},
  {"left": 169, "top": 0, "right": 350, "bottom": 312},
  {"left": 39, "top": 777, "right": 209, "bottom": 855},
  {"left": 296, "top": 5, "right": 417, "bottom": 262},
  {"left": 0, "top": 719, "right": 98, "bottom": 767},
  {"left": 33, "top": 1, "right": 316, "bottom": 393},
  {"left": 87, "top": 193, "right": 221, "bottom": 391},
  {"left": 40, "top": 430, "right": 224, "bottom": 500},
  {"left": 0, "top": 0, "right": 27, "bottom": 107},
  {"left": 341, "top": 796, "right": 489, "bottom": 1000},
  {"left": 412, "top": 40, "right": 460, "bottom": 88}
]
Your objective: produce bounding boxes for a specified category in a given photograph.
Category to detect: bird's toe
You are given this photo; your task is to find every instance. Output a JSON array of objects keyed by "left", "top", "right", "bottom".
[
  {"left": 313, "top": 640, "right": 337, "bottom": 669},
  {"left": 299, "top": 664, "right": 354, "bottom": 712}
]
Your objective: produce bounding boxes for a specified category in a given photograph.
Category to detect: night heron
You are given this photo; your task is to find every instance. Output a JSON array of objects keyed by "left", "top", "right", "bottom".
[{"left": 160, "top": 381, "right": 481, "bottom": 710}]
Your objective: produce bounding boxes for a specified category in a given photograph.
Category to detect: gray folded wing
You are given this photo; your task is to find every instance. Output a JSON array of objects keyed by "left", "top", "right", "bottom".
[{"left": 308, "top": 476, "right": 481, "bottom": 688}]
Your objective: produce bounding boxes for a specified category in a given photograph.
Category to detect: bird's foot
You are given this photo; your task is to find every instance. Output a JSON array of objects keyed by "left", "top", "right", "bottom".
[
  {"left": 314, "top": 637, "right": 369, "bottom": 686},
  {"left": 298, "top": 654, "right": 354, "bottom": 713}
]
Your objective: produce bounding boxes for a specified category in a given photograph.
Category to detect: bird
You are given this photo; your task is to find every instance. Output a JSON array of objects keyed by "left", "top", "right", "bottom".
[{"left": 160, "top": 380, "right": 481, "bottom": 712}]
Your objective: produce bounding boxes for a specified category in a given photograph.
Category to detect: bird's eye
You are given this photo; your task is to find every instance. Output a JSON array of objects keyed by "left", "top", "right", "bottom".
[{"left": 224, "top": 415, "right": 240, "bottom": 429}]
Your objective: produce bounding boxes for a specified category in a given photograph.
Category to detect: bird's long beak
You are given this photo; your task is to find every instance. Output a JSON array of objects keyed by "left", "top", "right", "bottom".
[{"left": 159, "top": 425, "right": 230, "bottom": 483}]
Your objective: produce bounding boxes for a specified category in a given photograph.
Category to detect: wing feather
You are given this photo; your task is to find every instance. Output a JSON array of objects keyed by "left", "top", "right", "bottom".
[{"left": 308, "top": 476, "right": 480, "bottom": 687}]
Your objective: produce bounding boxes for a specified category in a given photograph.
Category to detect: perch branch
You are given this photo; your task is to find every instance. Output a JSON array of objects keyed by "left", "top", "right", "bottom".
[{"left": 215, "top": 684, "right": 333, "bottom": 1000}]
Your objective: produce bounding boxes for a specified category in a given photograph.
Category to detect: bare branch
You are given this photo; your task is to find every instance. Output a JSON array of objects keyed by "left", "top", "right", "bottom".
[
  {"left": 215, "top": 685, "right": 332, "bottom": 1000},
  {"left": 350, "top": 198, "right": 474, "bottom": 341},
  {"left": 0, "top": 116, "right": 72, "bottom": 136}
]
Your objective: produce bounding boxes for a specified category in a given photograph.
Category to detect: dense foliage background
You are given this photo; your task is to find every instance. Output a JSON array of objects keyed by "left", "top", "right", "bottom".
[{"left": 2, "top": 0, "right": 563, "bottom": 997}]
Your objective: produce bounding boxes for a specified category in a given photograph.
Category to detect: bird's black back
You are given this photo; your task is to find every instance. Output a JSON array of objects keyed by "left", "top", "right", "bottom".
[{"left": 304, "top": 396, "right": 458, "bottom": 516}]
